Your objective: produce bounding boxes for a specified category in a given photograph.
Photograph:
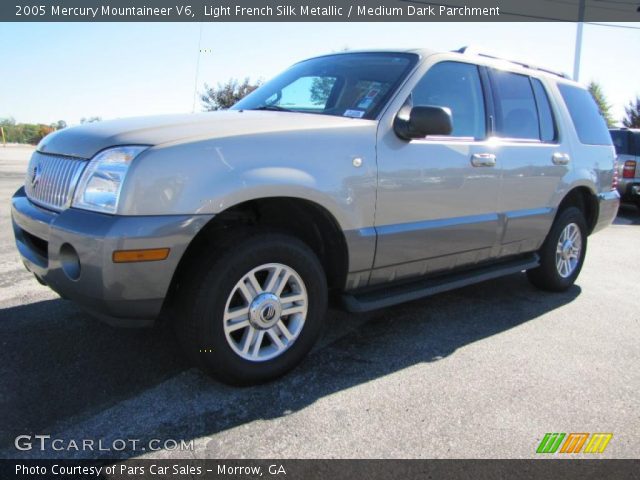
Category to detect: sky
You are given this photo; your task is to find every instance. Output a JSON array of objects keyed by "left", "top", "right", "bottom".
[{"left": 0, "top": 21, "right": 638, "bottom": 125}]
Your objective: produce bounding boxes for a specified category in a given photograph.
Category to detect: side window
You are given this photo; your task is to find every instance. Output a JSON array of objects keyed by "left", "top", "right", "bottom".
[
  {"left": 411, "top": 62, "right": 486, "bottom": 139},
  {"left": 558, "top": 84, "right": 612, "bottom": 145},
  {"left": 490, "top": 70, "right": 540, "bottom": 140},
  {"left": 531, "top": 79, "right": 557, "bottom": 142}
]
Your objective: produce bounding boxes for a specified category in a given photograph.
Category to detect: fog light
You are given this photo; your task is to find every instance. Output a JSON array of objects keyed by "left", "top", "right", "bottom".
[{"left": 60, "top": 243, "right": 81, "bottom": 280}]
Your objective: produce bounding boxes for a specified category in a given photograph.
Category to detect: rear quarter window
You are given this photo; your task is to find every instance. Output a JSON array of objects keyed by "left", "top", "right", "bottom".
[
  {"left": 633, "top": 132, "right": 640, "bottom": 156},
  {"left": 610, "top": 130, "right": 629, "bottom": 154},
  {"left": 558, "top": 84, "right": 612, "bottom": 145}
]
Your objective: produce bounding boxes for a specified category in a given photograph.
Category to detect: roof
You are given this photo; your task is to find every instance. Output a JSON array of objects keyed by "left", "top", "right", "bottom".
[{"left": 306, "top": 46, "right": 575, "bottom": 82}]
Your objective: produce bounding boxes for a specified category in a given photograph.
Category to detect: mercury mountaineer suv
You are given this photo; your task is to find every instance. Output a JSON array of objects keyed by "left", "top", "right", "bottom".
[{"left": 11, "top": 48, "right": 619, "bottom": 384}]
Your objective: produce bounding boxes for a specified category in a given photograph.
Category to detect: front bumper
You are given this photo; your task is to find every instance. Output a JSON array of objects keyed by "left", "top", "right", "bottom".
[
  {"left": 592, "top": 190, "right": 620, "bottom": 234},
  {"left": 11, "top": 187, "right": 213, "bottom": 326}
]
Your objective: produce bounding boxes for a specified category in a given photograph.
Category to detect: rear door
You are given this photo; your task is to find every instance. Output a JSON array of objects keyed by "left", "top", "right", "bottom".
[{"left": 488, "top": 70, "right": 567, "bottom": 256}]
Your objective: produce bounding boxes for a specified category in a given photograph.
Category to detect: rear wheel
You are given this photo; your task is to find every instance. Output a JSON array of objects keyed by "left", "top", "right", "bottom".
[
  {"left": 175, "top": 232, "right": 327, "bottom": 385},
  {"left": 527, "top": 207, "right": 587, "bottom": 292}
]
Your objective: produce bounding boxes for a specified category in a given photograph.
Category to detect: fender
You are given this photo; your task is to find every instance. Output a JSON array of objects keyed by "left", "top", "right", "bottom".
[{"left": 118, "top": 124, "right": 378, "bottom": 234}]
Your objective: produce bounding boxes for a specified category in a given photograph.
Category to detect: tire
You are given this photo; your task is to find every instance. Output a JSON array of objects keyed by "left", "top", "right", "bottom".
[
  {"left": 175, "top": 231, "right": 327, "bottom": 385},
  {"left": 527, "top": 206, "right": 587, "bottom": 292}
]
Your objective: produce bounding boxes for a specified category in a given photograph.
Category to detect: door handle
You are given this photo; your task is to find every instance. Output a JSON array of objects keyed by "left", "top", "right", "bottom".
[
  {"left": 470, "top": 153, "right": 496, "bottom": 167},
  {"left": 552, "top": 152, "right": 571, "bottom": 165}
]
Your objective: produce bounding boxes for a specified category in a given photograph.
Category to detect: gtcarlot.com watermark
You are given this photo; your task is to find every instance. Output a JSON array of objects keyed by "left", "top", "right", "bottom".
[{"left": 15, "top": 434, "right": 194, "bottom": 453}]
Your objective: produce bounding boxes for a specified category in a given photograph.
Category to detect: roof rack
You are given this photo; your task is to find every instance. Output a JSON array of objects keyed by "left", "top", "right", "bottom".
[{"left": 455, "top": 46, "right": 571, "bottom": 79}]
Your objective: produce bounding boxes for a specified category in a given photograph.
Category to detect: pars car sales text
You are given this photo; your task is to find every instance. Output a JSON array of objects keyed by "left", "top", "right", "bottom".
[{"left": 16, "top": 464, "right": 202, "bottom": 476}]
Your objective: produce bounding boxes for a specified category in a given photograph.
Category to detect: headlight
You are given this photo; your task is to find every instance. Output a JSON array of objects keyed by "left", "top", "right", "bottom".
[{"left": 72, "top": 146, "right": 148, "bottom": 214}]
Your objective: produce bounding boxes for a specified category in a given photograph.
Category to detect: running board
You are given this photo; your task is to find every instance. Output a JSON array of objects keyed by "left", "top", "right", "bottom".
[{"left": 341, "top": 254, "right": 540, "bottom": 313}]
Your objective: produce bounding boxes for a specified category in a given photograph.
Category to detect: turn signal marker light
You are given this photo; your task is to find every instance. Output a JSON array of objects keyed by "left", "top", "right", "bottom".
[{"left": 112, "top": 248, "right": 170, "bottom": 263}]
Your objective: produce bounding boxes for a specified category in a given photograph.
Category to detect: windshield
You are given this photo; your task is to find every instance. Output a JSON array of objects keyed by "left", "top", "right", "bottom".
[{"left": 232, "top": 52, "right": 418, "bottom": 119}]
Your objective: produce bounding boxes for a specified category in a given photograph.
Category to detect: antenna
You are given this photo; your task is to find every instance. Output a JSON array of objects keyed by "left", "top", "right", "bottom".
[{"left": 191, "top": 23, "right": 204, "bottom": 113}]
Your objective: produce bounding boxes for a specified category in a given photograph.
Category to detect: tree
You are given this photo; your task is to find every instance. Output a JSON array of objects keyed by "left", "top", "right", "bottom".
[
  {"left": 200, "top": 78, "right": 261, "bottom": 111},
  {"left": 622, "top": 96, "right": 640, "bottom": 128},
  {"left": 0, "top": 118, "right": 53, "bottom": 144},
  {"left": 310, "top": 77, "right": 335, "bottom": 105},
  {"left": 0, "top": 117, "right": 16, "bottom": 128},
  {"left": 51, "top": 120, "right": 67, "bottom": 130},
  {"left": 80, "top": 116, "right": 102, "bottom": 124},
  {"left": 587, "top": 81, "right": 615, "bottom": 128},
  {"left": 38, "top": 125, "right": 54, "bottom": 140}
]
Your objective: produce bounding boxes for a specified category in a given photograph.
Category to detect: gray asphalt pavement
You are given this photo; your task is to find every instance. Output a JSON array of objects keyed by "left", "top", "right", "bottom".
[{"left": 1, "top": 145, "right": 638, "bottom": 459}]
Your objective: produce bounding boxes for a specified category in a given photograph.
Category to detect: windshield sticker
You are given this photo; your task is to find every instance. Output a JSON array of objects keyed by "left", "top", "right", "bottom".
[
  {"left": 344, "top": 109, "right": 365, "bottom": 118},
  {"left": 366, "top": 88, "right": 380, "bottom": 98},
  {"left": 357, "top": 88, "right": 381, "bottom": 109},
  {"left": 357, "top": 97, "right": 374, "bottom": 109}
]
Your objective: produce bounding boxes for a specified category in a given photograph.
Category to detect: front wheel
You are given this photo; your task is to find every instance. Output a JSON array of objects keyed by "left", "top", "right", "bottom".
[
  {"left": 527, "top": 207, "right": 587, "bottom": 292},
  {"left": 176, "top": 233, "right": 327, "bottom": 385}
]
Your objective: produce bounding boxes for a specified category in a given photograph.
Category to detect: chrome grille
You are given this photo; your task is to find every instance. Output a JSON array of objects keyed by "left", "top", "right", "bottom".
[{"left": 24, "top": 151, "right": 87, "bottom": 212}]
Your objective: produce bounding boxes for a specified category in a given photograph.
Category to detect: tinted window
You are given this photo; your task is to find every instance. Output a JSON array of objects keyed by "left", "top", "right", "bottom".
[
  {"left": 610, "top": 130, "right": 630, "bottom": 154},
  {"left": 233, "top": 53, "right": 418, "bottom": 119},
  {"left": 411, "top": 61, "right": 486, "bottom": 139},
  {"left": 531, "top": 79, "right": 557, "bottom": 142},
  {"left": 490, "top": 70, "right": 540, "bottom": 140},
  {"left": 558, "top": 84, "right": 612, "bottom": 145}
]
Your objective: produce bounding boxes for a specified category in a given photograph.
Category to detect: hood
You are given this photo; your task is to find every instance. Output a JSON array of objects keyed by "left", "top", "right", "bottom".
[{"left": 38, "top": 111, "right": 372, "bottom": 159}]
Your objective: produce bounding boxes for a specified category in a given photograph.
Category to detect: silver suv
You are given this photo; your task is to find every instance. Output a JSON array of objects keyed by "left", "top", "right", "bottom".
[
  {"left": 11, "top": 48, "right": 619, "bottom": 384},
  {"left": 610, "top": 128, "right": 640, "bottom": 209}
]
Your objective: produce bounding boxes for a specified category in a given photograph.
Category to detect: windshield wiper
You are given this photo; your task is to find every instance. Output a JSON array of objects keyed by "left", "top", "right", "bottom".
[{"left": 250, "top": 105, "right": 294, "bottom": 112}]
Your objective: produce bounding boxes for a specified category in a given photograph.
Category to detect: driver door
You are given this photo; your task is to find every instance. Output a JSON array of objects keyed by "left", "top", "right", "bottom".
[{"left": 372, "top": 61, "right": 501, "bottom": 285}]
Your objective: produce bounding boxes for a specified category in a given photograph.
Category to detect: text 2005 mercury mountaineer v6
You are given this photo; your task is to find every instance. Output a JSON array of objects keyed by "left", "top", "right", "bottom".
[{"left": 12, "top": 48, "right": 619, "bottom": 384}]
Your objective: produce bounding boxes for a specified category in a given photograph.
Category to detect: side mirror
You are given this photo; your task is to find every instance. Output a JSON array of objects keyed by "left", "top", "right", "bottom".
[{"left": 394, "top": 105, "right": 453, "bottom": 140}]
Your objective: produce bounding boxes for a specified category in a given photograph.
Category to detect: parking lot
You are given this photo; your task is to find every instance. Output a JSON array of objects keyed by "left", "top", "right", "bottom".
[{"left": 0, "top": 145, "right": 638, "bottom": 459}]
